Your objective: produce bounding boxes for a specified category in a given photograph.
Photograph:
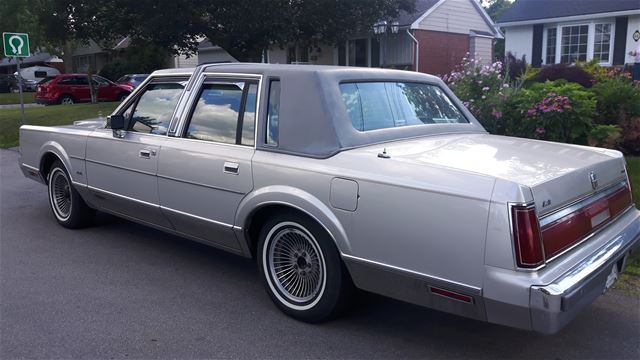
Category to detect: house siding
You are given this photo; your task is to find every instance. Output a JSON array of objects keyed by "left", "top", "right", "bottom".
[
  {"left": 415, "top": 30, "right": 469, "bottom": 75},
  {"left": 472, "top": 36, "right": 493, "bottom": 63},
  {"left": 504, "top": 25, "right": 533, "bottom": 61},
  {"left": 626, "top": 14, "right": 640, "bottom": 64},
  {"left": 418, "top": 0, "right": 493, "bottom": 35}
]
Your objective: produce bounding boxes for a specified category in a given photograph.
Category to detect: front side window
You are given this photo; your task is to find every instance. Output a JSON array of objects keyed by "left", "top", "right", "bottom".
[
  {"left": 340, "top": 82, "right": 467, "bottom": 132},
  {"left": 593, "top": 24, "right": 612, "bottom": 63},
  {"left": 560, "top": 25, "right": 588, "bottom": 63},
  {"left": 185, "top": 81, "right": 257, "bottom": 146},
  {"left": 128, "top": 82, "right": 185, "bottom": 135}
]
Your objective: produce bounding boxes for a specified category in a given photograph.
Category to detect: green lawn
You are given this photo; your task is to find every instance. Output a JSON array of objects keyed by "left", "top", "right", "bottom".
[
  {"left": 0, "top": 92, "right": 35, "bottom": 105},
  {"left": 0, "top": 102, "right": 118, "bottom": 148}
]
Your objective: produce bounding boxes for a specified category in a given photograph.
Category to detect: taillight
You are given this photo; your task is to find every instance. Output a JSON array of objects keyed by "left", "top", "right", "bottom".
[{"left": 511, "top": 204, "right": 545, "bottom": 269}]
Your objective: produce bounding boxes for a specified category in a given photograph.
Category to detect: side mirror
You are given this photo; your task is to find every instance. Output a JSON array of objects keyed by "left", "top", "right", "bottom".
[{"left": 109, "top": 114, "right": 126, "bottom": 130}]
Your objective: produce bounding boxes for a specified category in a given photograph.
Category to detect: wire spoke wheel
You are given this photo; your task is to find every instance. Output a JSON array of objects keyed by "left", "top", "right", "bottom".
[
  {"left": 267, "top": 224, "right": 325, "bottom": 305},
  {"left": 49, "top": 169, "right": 72, "bottom": 220}
]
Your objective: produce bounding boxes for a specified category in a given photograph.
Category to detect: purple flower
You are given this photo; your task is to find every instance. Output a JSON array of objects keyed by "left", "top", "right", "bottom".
[
  {"left": 491, "top": 109, "right": 503, "bottom": 119},
  {"left": 527, "top": 108, "right": 537, "bottom": 115},
  {"left": 535, "top": 127, "right": 546, "bottom": 134}
]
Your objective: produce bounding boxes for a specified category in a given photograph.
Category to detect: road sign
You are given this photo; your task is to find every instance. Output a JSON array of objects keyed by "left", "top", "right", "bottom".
[{"left": 3, "top": 32, "right": 30, "bottom": 57}]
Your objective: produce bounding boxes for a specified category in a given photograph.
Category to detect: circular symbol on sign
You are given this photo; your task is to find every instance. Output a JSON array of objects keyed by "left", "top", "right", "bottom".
[{"left": 634, "top": 30, "right": 640, "bottom": 42}]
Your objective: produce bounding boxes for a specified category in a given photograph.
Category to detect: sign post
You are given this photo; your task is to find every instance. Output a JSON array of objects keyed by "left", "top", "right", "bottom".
[{"left": 3, "top": 32, "right": 31, "bottom": 125}]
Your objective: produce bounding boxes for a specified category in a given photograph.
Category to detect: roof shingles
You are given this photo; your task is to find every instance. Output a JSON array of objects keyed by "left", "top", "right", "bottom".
[{"left": 497, "top": 0, "right": 640, "bottom": 24}]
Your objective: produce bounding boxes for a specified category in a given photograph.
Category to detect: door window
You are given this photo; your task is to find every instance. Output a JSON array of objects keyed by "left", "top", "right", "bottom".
[
  {"left": 184, "top": 80, "right": 258, "bottom": 146},
  {"left": 125, "top": 82, "right": 185, "bottom": 135}
]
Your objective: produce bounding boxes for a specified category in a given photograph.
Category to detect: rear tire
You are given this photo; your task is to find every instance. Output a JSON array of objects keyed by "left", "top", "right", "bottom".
[
  {"left": 47, "top": 160, "right": 94, "bottom": 228},
  {"left": 59, "top": 95, "right": 75, "bottom": 105},
  {"left": 257, "top": 211, "right": 354, "bottom": 322}
]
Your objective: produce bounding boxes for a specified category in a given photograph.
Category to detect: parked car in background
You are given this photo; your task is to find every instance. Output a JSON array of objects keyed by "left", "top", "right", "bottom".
[
  {"left": 36, "top": 74, "right": 133, "bottom": 105},
  {"left": 18, "top": 64, "right": 640, "bottom": 334},
  {"left": 116, "top": 74, "right": 149, "bottom": 88},
  {"left": 9, "top": 75, "right": 39, "bottom": 92}
]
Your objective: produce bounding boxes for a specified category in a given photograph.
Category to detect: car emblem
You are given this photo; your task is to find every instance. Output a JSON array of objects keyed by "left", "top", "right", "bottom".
[{"left": 589, "top": 171, "right": 598, "bottom": 190}]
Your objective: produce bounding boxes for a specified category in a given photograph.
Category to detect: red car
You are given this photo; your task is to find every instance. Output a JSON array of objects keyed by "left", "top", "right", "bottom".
[{"left": 36, "top": 74, "right": 133, "bottom": 105}]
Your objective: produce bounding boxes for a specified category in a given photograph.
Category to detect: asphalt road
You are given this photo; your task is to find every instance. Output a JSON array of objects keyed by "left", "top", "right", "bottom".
[{"left": 1, "top": 148, "right": 639, "bottom": 359}]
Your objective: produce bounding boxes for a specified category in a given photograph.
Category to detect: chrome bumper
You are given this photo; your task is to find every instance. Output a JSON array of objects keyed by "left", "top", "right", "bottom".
[{"left": 529, "top": 210, "right": 640, "bottom": 334}]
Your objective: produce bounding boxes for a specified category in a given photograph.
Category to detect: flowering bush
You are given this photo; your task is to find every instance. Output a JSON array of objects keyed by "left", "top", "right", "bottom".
[
  {"left": 504, "top": 81, "right": 596, "bottom": 144},
  {"left": 442, "top": 55, "right": 512, "bottom": 134}
]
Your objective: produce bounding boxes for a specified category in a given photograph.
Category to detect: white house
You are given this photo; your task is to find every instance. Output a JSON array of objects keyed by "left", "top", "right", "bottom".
[
  {"left": 497, "top": 0, "right": 640, "bottom": 67},
  {"left": 198, "top": 0, "right": 502, "bottom": 76}
]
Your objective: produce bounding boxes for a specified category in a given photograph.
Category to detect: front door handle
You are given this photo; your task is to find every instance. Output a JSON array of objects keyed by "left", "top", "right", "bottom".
[
  {"left": 139, "top": 149, "right": 156, "bottom": 159},
  {"left": 223, "top": 162, "right": 239, "bottom": 175}
]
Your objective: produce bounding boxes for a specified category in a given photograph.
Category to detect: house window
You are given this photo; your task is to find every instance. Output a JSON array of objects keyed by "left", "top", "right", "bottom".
[
  {"left": 287, "top": 46, "right": 309, "bottom": 64},
  {"left": 348, "top": 39, "right": 368, "bottom": 67},
  {"left": 545, "top": 28, "right": 556, "bottom": 64},
  {"left": 593, "top": 23, "right": 612, "bottom": 63},
  {"left": 560, "top": 25, "right": 588, "bottom": 63}
]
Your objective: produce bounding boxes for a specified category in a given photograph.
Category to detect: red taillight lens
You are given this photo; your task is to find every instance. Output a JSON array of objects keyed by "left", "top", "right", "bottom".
[{"left": 511, "top": 205, "right": 545, "bottom": 268}]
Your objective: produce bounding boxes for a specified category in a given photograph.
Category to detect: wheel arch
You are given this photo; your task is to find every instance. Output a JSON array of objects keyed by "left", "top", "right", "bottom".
[
  {"left": 38, "top": 142, "right": 72, "bottom": 184},
  {"left": 236, "top": 186, "right": 351, "bottom": 259},
  {"left": 58, "top": 93, "right": 76, "bottom": 103}
]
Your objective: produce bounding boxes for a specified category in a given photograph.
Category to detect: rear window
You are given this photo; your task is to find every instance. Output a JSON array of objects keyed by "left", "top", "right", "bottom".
[
  {"left": 39, "top": 76, "right": 56, "bottom": 85},
  {"left": 339, "top": 82, "right": 467, "bottom": 132}
]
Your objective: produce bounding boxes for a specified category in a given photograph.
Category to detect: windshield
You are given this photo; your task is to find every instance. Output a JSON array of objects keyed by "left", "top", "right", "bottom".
[{"left": 339, "top": 82, "right": 468, "bottom": 132}]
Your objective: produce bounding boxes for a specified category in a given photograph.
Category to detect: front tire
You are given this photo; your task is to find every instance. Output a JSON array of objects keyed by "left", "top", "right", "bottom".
[
  {"left": 47, "top": 160, "right": 94, "bottom": 228},
  {"left": 258, "top": 212, "right": 353, "bottom": 322},
  {"left": 117, "top": 92, "right": 129, "bottom": 101}
]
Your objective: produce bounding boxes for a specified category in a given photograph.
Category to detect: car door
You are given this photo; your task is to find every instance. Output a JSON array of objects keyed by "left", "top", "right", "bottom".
[
  {"left": 85, "top": 77, "right": 188, "bottom": 228},
  {"left": 92, "top": 75, "right": 113, "bottom": 100},
  {"left": 158, "top": 75, "right": 259, "bottom": 251},
  {"left": 70, "top": 76, "right": 91, "bottom": 101}
]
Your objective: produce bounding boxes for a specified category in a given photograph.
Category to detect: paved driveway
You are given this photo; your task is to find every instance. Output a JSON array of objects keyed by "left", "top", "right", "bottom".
[{"left": 1, "top": 148, "right": 639, "bottom": 359}]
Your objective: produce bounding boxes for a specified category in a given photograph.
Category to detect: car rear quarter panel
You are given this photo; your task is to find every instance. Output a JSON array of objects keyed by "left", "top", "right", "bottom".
[
  {"left": 243, "top": 149, "right": 497, "bottom": 290},
  {"left": 19, "top": 125, "right": 91, "bottom": 185}
]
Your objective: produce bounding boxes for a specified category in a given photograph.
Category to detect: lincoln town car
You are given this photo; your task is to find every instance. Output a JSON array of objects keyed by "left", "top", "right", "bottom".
[{"left": 18, "top": 64, "right": 640, "bottom": 333}]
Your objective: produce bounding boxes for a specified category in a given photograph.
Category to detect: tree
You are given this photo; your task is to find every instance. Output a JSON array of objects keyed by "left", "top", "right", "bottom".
[
  {"left": 6, "top": 0, "right": 415, "bottom": 62},
  {"left": 200, "top": 0, "right": 416, "bottom": 62}
]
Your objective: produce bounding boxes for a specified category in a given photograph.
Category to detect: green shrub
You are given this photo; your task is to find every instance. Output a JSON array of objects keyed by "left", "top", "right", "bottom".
[
  {"left": 588, "top": 124, "right": 622, "bottom": 149},
  {"left": 589, "top": 77, "right": 640, "bottom": 125},
  {"left": 503, "top": 81, "right": 595, "bottom": 144},
  {"left": 99, "top": 58, "right": 136, "bottom": 81}
]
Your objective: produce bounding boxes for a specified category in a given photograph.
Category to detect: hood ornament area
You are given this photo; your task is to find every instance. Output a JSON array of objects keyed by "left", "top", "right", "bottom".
[{"left": 589, "top": 171, "right": 598, "bottom": 190}]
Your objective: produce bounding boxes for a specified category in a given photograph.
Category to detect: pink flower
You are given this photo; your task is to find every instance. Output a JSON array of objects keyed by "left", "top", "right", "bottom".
[
  {"left": 535, "top": 127, "right": 546, "bottom": 134},
  {"left": 527, "top": 108, "right": 537, "bottom": 115},
  {"left": 491, "top": 109, "right": 503, "bottom": 119},
  {"left": 482, "top": 86, "right": 490, "bottom": 91}
]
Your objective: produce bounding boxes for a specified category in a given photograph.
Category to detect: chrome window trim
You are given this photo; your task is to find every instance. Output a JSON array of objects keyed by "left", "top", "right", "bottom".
[
  {"left": 539, "top": 180, "right": 629, "bottom": 227},
  {"left": 113, "top": 73, "right": 192, "bottom": 117},
  {"left": 508, "top": 201, "right": 547, "bottom": 272},
  {"left": 173, "top": 72, "right": 263, "bottom": 148}
]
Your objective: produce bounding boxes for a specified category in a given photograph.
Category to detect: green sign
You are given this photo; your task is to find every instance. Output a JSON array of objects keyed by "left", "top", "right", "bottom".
[{"left": 3, "top": 32, "right": 30, "bottom": 57}]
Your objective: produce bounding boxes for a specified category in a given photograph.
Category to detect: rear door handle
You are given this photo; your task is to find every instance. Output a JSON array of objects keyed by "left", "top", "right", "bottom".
[{"left": 223, "top": 162, "right": 239, "bottom": 175}]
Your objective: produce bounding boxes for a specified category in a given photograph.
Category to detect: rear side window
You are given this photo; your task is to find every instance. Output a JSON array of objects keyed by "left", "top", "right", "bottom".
[
  {"left": 265, "top": 80, "right": 280, "bottom": 146},
  {"left": 339, "top": 82, "right": 467, "bottom": 132},
  {"left": 184, "top": 81, "right": 257, "bottom": 146},
  {"left": 57, "top": 77, "right": 76, "bottom": 85},
  {"left": 128, "top": 82, "right": 185, "bottom": 135}
]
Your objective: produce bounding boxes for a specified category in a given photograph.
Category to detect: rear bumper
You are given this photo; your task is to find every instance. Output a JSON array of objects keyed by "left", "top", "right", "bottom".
[
  {"left": 529, "top": 210, "right": 640, "bottom": 333},
  {"left": 484, "top": 207, "right": 640, "bottom": 334}
]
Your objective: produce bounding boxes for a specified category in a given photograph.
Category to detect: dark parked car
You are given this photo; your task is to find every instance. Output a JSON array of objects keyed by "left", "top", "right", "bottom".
[
  {"left": 36, "top": 74, "right": 133, "bottom": 105},
  {"left": 8, "top": 75, "right": 39, "bottom": 92},
  {"left": 116, "top": 74, "right": 149, "bottom": 88}
]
